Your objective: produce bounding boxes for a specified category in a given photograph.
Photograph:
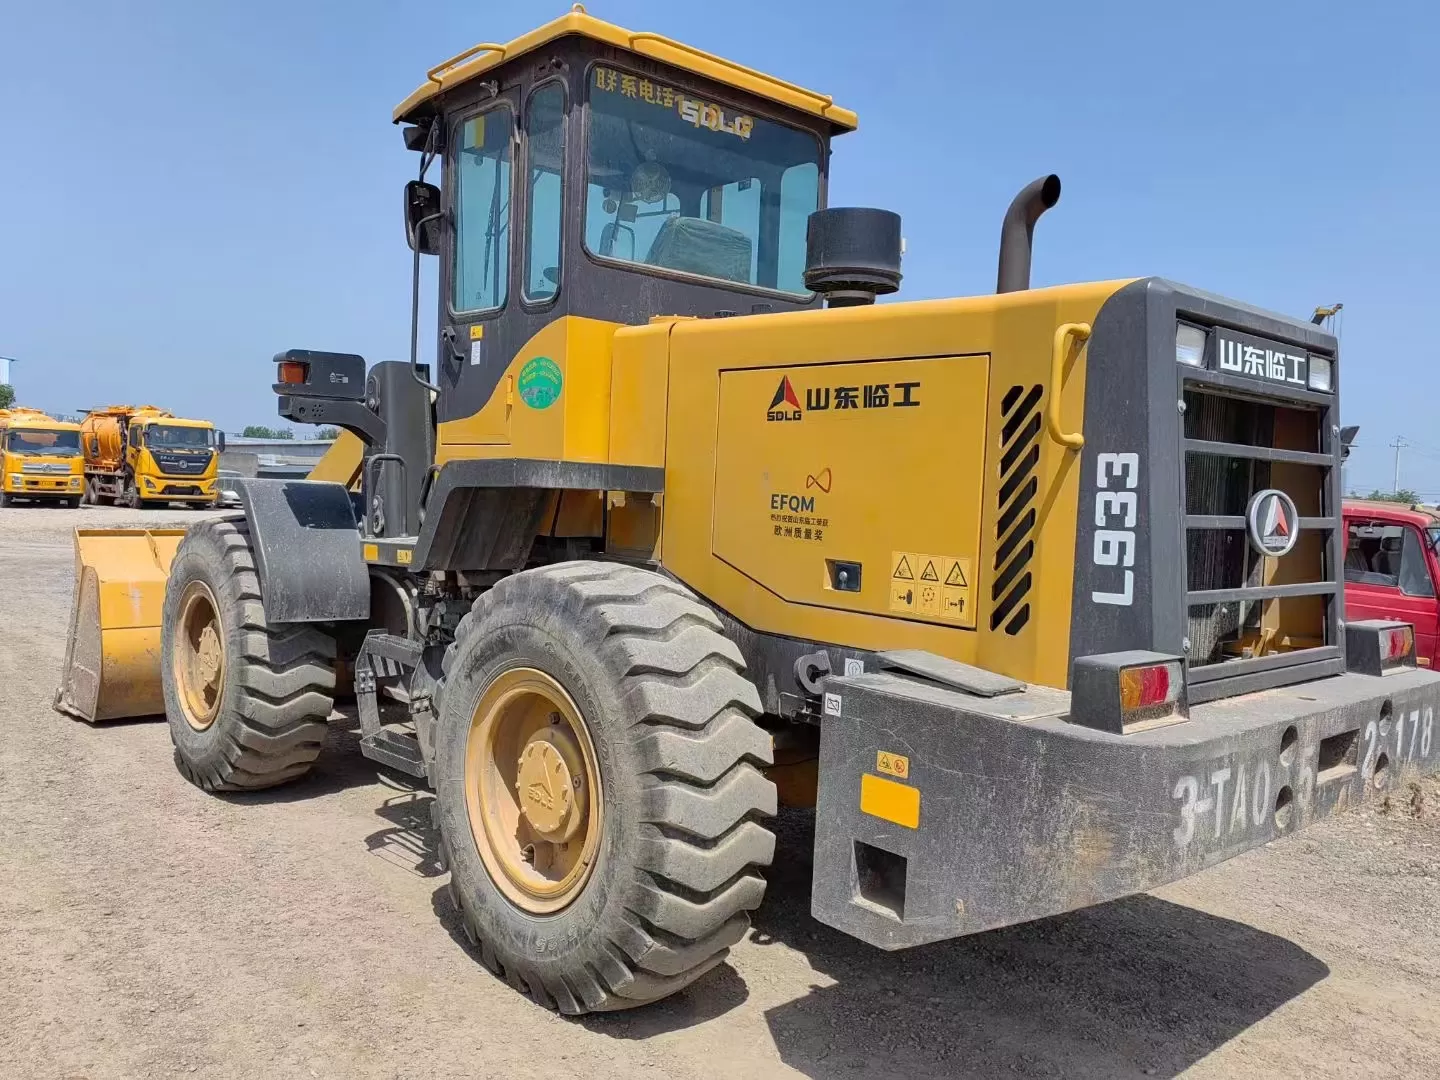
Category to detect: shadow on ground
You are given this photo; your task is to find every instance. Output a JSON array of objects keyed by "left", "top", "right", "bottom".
[
  {"left": 745, "top": 809, "right": 1328, "bottom": 1079},
  {"left": 316, "top": 763, "right": 1327, "bottom": 1078},
  {"left": 219, "top": 710, "right": 406, "bottom": 803}
]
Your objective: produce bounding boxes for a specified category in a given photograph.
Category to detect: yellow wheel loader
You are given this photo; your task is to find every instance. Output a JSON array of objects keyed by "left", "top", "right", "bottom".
[{"left": 56, "top": 5, "right": 1440, "bottom": 1014}]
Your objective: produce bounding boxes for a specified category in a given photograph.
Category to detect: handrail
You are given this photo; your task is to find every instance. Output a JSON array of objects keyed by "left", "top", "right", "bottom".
[
  {"left": 1048, "top": 323, "right": 1090, "bottom": 450},
  {"left": 427, "top": 43, "right": 508, "bottom": 85},
  {"left": 628, "top": 31, "right": 834, "bottom": 110}
]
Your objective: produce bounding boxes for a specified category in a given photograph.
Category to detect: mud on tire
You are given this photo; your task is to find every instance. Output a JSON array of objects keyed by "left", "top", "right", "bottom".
[
  {"left": 161, "top": 516, "right": 336, "bottom": 791},
  {"left": 434, "top": 561, "right": 777, "bottom": 1015}
]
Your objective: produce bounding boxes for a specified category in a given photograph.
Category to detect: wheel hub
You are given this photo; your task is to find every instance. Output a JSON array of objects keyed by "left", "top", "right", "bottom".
[
  {"left": 464, "top": 669, "right": 603, "bottom": 914},
  {"left": 174, "top": 580, "right": 225, "bottom": 731},
  {"left": 194, "top": 625, "right": 222, "bottom": 690},
  {"left": 515, "top": 723, "right": 586, "bottom": 842}
]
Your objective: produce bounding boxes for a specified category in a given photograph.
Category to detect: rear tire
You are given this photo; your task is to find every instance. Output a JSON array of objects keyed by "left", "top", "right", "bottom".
[
  {"left": 161, "top": 517, "right": 336, "bottom": 791},
  {"left": 434, "top": 562, "right": 776, "bottom": 1015}
]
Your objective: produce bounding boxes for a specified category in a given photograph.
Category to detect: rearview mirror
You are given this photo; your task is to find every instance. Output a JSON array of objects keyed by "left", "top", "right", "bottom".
[
  {"left": 217, "top": 430, "right": 226, "bottom": 453},
  {"left": 404, "top": 180, "right": 443, "bottom": 256}
]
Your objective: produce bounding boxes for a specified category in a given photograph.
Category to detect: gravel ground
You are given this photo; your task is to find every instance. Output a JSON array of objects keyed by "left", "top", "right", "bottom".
[{"left": 1, "top": 505, "right": 1437, "bottom": 1079}]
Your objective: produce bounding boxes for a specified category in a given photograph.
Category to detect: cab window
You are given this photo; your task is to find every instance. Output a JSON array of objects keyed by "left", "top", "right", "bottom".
[
  {"left": 584, "top": 65, "right": 821, "bottom": 295},
  {"left": 1345, "top": 521, "right": 1436, "bottom": 598},
  {"left": 453, "top": 105, "right": 514, "bottom": 313},
  {"left": 5, "top": 429, "right": 80, "bottom": 455},
  {"left": 524, "top": 84, "right": 565, "bottom": 303}
]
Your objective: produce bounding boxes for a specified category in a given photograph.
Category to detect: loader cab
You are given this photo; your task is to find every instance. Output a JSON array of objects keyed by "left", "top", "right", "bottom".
[{"left": 394, "top": 8, "right": 854, "bottom": 428}]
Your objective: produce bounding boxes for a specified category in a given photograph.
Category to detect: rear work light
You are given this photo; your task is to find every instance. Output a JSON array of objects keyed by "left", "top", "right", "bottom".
[
  {"left": 1175, "top": 323, "right": 1208, "bottom": 368},
  {"left": 277, "top": 360, "right": 309, "bottom": 385},
  {"left": 1307, "top": 355, "right": 1333, "bottom": 392},
  {"left": 1070, "top": 651, "right": 1189, "bottom": 735}
]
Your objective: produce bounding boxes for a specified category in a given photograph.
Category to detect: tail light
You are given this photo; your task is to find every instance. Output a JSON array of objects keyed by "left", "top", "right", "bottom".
[
  {"left": 277, "top": 360, "right": 309, "bottom": 385},
  {"left": 1071, "top": 652, "right": 1189, "bottom": 735},
  {"left": 1382, "top": 626, "right": 1414, "bottom": 664},
  {"left": 1119, "top": 661, "right": 1182, "bottom": 712},
  {"left": 1346, "top": 620, "right": 1418, "bottom": 676}
]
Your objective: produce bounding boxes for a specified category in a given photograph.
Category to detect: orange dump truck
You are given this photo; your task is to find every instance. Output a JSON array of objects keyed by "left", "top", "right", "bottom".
[
  {"left": 80, "top": 405, "right": 222, "bottom": 508},
  {"left": 0, "top": 408, "right": 84, "bottom": 507}
]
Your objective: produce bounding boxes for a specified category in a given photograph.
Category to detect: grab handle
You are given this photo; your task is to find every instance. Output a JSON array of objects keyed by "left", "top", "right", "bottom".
[
  {"left": 427, "top": 43, "right": 507, "bottom": 84},
  {"left": 1048, "top": 322, "right": 1090, "bottom": 450}
]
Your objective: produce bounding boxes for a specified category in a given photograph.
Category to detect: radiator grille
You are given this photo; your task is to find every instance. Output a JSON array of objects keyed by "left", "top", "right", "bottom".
[
  {"left": 1182, "top": 386, "right": 1337, "bottom": 693},
  {"left": 992, "top": 384, "right": 1041, "bottom": 635}
]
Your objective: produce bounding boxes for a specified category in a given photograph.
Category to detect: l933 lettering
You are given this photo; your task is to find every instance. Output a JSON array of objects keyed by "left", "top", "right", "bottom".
[{"left": 1091, "top": 452, "right": 1139, "bottom": 606}]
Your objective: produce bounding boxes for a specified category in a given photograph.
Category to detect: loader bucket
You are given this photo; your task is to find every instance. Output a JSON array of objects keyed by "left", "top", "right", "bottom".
[
  {"left": 54, "top": 528, "right": 185, "bottom": 723},
  {"left": 306, "top": 429, "right": 364, "bottom": 488}
]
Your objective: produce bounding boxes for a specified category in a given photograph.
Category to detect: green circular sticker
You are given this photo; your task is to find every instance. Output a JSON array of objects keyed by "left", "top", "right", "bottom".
[{"left": 518, "top": 356, "right": 563, "bottom": 410}]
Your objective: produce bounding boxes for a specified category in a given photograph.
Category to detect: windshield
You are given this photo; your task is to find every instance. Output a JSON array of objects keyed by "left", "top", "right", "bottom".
[
  {"left": 147, "top": 425, "right": 215, "bottom": 449},
  {"left": 586, "top": 66, "right": 822, "bottom": 295},
  {"left": 6, "top": 429, "right": 81, "bottom": 455},
  {"left": 1430, "top": 527, "right": 1440, "bottom": 552}
]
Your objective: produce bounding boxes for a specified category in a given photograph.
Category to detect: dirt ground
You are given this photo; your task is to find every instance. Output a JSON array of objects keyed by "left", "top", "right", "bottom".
[{"left": 1, "top": 505, "right": 1437, "bottom": 1080}]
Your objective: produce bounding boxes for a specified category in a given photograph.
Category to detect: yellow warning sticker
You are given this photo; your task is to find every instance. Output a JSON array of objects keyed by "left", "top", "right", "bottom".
[
  {"left": 396, "top": 548, "right": 413, "bottom": 565},
  {"left": 469, "top": 325, "right": 485, "bottom": 340},
  {"left": 876, "top": 751, "right": 910, "bottom": 779},
  {"left": 890, "top": 551, "right": 975, "bottom": 627}
]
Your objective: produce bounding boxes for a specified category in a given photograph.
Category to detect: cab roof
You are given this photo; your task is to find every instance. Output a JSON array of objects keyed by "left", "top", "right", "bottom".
[
  {"left": 393, "top": 6, "right": 857, "bottom": 132},
  {"left": 137, "top": 415, "right": 212, "bottom": 428},
  {"left": 1, "top": 417, "right": 79, "bottom": 430},
  {"left": 1345, "top": 499, "right": 1440, "bottom": 528},
  {"left": 0, "top": 408, "right": 76, "bottom": 429}
]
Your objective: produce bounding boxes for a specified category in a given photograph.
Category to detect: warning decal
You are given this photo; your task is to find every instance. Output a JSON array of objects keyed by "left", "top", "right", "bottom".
[
  {"left": 889, "top": 551, "right": 976, "bottom": 628},
  {"left": 876, "top": 751, "right": 910, "bottom": 779}
]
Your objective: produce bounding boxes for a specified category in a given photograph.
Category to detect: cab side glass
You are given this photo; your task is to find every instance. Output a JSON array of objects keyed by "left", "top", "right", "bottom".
[
  {"left": 1345, "top": 521, "right": 1437, "bottom": 597},
  {"left": 1400, "top": 527, "right": 1436, "bottom": 598},
  {"left": 453, "top": 106, "right": 514, "bottom": 313},
  {"left": 524, "top": 84, "right": 565, "bottom": 302}
]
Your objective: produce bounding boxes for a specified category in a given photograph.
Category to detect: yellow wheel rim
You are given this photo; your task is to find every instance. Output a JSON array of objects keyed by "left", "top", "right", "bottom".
[
  {"left": 174, "top": 580, "right": 226, "bottom": 731},
  {"left": 464, "top": 668, "right": 603, "bottom": 914}
]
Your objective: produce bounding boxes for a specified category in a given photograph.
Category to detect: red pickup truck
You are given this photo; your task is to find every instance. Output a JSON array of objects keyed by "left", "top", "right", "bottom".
[{"left": 1344, "top": 500, "right": 1440, "bottom": 666}]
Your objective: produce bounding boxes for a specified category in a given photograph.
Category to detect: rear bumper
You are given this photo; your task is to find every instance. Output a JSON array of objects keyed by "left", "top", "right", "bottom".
[{"left": 812, "top": 667, "right": 1440, "bottom": 949}]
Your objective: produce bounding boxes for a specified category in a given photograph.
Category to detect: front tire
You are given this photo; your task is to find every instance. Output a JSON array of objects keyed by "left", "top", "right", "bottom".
[
  {"left": 161, "top": 517, "right": 337, "bottom": 791},
  {"left": 434, "top": 562, "right": 776, "bottom": 1015}
]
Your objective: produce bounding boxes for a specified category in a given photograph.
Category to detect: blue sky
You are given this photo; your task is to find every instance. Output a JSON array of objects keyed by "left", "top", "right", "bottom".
[{"left": 1, "top": 1, "right": 1436, "bottom": 491}]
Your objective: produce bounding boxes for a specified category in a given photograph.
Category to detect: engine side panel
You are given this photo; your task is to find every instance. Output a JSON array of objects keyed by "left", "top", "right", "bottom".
[{"left": 661, "top": 281, "right": 1131, "bottom": 691}]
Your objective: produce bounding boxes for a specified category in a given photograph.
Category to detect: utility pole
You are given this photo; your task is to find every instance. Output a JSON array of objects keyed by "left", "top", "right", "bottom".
[{"left": 1390, "top": 436, "right": 1409, "bottom": 494}]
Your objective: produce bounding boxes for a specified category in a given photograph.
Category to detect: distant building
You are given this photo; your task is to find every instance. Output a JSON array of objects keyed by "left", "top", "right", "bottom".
[{"left": 220, "top": 437, "right": 332, "bottom": 479}]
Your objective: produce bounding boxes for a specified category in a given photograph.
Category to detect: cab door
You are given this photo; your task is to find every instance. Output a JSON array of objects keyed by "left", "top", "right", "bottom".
[{"left": 1344, "top": 516, "right": 1440, "bottom": 665}]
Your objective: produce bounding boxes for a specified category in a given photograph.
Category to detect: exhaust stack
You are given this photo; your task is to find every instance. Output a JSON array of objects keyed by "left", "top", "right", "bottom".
[{"left": 996, "top": 174, "right": 1061, "bottom": 294}]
